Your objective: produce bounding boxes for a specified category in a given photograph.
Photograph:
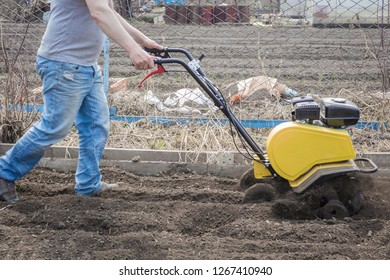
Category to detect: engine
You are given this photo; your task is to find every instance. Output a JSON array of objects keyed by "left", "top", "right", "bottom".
[{"left": 291, "top": 96, "right": 360, "bottom": 128}]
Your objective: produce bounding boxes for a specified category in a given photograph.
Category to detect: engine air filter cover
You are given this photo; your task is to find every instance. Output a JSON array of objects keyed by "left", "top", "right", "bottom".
[{"left": 320, "top": 98, "right": 360, "bottom": 127}]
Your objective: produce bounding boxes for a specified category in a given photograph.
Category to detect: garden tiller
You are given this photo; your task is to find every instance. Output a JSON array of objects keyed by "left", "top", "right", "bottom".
[{"left": 140, "top": 47, "right": 378, "bottom": 219}]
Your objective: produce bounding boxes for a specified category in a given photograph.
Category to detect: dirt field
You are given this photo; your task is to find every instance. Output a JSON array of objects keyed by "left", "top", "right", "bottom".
[
  {"left": 0, "top": 167, "right": 389, "bottom": 260},
  {"left": 1, "top": 23, "right": 389, "bottom": 260}
]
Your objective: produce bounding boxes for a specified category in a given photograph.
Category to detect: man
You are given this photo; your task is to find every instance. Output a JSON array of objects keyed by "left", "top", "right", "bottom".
[{"left": 0, "top": 0, "right": 163, "bottom": 202}]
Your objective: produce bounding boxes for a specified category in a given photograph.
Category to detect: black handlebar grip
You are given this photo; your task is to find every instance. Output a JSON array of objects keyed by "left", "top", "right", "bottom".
[
  {"left": 153, "top": 58, "right": 162, "bottom": 65},
  {"left": 145, "top": 48, "right": 170, "bottom": 58}
]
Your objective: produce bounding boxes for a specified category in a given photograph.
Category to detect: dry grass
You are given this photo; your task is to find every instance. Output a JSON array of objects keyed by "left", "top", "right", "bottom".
[
  {"left": 55, "top": 76, "right": 390, "bottom": 160},
  {"left": 1, "top": 67, "right": 388, "bottom": 159}
]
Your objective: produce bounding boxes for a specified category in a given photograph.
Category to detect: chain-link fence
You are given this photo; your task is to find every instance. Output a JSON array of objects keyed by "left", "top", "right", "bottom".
[
  {"left": 0, "top": 0, "right": 389, "bottom": 150},
  {"left": 1, "top": 1, "right": 388, "bottom": 90}
]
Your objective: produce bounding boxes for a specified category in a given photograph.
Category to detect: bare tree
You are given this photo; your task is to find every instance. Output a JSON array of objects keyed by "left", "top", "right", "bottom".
[{"left": 0, "top": 21, "right": 39, "bottom": 143}]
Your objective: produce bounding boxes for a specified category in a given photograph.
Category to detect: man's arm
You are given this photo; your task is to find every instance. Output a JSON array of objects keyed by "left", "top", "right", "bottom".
[{"left": 85, "top": 0, "right": 154, "bottom": 70}]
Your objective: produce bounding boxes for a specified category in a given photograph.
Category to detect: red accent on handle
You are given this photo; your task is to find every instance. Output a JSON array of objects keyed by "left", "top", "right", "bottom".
[{"left": 137, "top": 65, "right": 165, "bottom": 88}]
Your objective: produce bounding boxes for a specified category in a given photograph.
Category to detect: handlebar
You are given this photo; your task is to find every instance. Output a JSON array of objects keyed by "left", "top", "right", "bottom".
[
  {"left": 139, "top": 47, "right": 206, "bottom": 88},
  {"left": 145, "top": 47, "right": 196, "bottom": 61}
]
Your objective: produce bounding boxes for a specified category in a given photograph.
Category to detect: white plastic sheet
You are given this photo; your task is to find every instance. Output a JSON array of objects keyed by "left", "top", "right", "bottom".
[{"left": 144, "top": 88, "right": 218, "bottom": 115}]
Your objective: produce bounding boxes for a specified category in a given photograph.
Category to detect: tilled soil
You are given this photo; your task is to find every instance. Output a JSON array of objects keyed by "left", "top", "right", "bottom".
[
  {"left": 1, "top": 23, "right": 389, "bottom": 260},
  {"left": 1, "top": 167, "right": 389, "bottom": 260}
]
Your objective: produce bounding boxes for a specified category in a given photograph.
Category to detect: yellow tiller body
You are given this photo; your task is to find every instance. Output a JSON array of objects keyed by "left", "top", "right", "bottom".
[
  {"left": 266, "top": 122, "right": 356, "bottom": 181},
  {"left": 253, "top": 122, "right": 364, "bottom": 193}
]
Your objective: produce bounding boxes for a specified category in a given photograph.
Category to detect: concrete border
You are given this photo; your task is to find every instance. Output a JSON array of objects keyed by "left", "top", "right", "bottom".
[
  {"left": 0, "top": 144, "right": 388, "bottom": 179},
  {"left": 360, "top": 152, "right": 390, "bottom": 170},
  {"left": 0, "top": 143, "right": 250, "bottom": 165},
  {"left": 37, "top": 158, "right": 249, "bottom": 179},
  {"left": 0, "top": 144, "right": 250, "bottom": 178}
]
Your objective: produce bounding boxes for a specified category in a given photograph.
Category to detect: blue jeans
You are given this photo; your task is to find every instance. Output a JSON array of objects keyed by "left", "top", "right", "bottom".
[{"left": 0, "top": 56, "right": 110, "bottom": 196}]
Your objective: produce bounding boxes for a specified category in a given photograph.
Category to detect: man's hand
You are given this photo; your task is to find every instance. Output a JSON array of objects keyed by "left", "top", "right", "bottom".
[
  {"left": 131, "top": 38, "right": 163, "bottom": 70},
  {"left": 141, "top": 38, "right": 164, "bottom": 51},
  {"left": 128, "top": 46, "right": 155, "bottom": 70}
]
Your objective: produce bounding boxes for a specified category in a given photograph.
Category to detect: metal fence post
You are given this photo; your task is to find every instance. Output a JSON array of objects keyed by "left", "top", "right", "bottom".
[{"left": 103, "top": 36, "right": 110, "bottom": 98}]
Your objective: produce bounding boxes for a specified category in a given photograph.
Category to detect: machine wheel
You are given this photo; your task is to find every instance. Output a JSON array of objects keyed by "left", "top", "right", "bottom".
[
  {"left": 330, "top": 174, "right": 366, "bottom": 216},
  {"left": 315, "top": 199, "right": 349, "bottom": 219},
  {"left": 346, "top": 191, "right": 365, "bottom": 216},
  {"left": 242, "top": 183, "right": 276, "bottom": 203},
  {"left": 236, "top": 168, "right": 262, "bottom": 192}
]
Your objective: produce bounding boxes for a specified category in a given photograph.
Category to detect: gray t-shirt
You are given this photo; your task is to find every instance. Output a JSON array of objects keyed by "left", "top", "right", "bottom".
[{"left": 38, "top": 0, "right": 105, "bottom": 66}]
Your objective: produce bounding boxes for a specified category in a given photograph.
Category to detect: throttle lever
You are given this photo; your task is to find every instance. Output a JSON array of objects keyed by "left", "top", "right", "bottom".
[{"left": 137, "top": 64, "right": 165, "bottom": 88}]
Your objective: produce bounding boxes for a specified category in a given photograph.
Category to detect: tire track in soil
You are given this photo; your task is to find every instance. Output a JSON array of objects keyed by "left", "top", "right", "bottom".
[{"left": 1, "top": 167, "right": 389, "bottom": 259}]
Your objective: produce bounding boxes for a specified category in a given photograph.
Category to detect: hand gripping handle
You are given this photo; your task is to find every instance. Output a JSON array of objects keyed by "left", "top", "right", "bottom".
[{"left": 144, "top": 48, "right": 171, "bottom": 58}]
